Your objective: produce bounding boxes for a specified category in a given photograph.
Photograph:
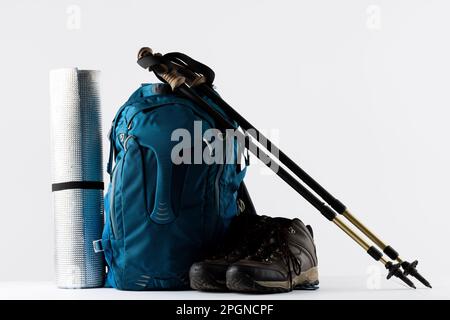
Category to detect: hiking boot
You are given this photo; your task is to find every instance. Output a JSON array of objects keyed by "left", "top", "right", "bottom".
[
  {"left": 226, "top": 217, "right": 319, "bottom": 293},
  {"left": 189, "top": 214, "right": 272, "bottom": 291}
]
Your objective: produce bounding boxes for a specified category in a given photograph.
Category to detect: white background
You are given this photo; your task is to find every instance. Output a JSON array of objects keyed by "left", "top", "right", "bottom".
[{"left": 0, "top": 0, "right": 449, "bottom": 297}]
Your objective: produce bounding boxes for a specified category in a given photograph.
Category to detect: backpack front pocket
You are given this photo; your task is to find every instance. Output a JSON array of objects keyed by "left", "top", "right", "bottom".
[{"left": 120, "top": 136, "right": 149, "bottom": 235}]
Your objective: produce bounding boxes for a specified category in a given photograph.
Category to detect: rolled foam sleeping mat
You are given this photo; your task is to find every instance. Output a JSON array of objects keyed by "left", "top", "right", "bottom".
[{"left": 49, "top": 68, "right": 104, "bottom": 288}]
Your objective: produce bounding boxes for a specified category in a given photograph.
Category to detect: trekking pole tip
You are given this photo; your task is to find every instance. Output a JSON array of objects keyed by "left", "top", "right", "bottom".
[
  {"left": 402, "top": 260, "right": 432, "bottom": 288},
  {"left": 398, "top": 273, "right": 416, "bottom": 289},
  {"left": 386, "top": 262, "right": 416, "bottom": 289}
]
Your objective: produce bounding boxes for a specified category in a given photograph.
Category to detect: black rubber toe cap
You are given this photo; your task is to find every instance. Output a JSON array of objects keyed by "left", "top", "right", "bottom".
[
  {"left": 189, "top": 261, "right": 229, "bottom": 291},
  {"left": 226, "top": 261, "right": 287, "bottom": 282},
  {"left": 226, "top": 263, "right": 290, "bottom": 293}
]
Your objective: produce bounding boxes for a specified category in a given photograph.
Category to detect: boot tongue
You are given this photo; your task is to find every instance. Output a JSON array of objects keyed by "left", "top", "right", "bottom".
[
  {"left": 250, "top": 226, "right": 285, "bottom": 261},
  {"left": 306, "top": 225, "right": 314, "bottom": 238},
  {"left": 219, "top": 216, "right": 274, "bottom": 260}
]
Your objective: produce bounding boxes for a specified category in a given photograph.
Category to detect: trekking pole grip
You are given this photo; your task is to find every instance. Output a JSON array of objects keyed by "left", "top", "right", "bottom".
[{"left": 137, "top": 47, "right": 186, "bottom": 90}]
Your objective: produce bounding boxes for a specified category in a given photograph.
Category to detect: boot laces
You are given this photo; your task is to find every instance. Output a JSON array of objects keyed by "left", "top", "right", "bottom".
[{"left": 252, "top": 225, "right": 302, "bottom": 289}]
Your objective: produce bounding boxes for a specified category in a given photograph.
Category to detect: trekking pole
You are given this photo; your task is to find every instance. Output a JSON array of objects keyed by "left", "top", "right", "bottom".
[
  {"left": 179, "top": 81, "right": 416, "bottom": 289},
  {"left": 136, "top": 47, "right": 428, "bottom": 288},
  {"left": 198, "top": 84, "right": 431, "bottom": 289}
]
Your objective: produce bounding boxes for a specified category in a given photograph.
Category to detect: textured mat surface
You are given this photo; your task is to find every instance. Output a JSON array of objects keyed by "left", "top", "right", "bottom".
[{"left": 49, "top": 69, "right": 104, "bottom": 288}]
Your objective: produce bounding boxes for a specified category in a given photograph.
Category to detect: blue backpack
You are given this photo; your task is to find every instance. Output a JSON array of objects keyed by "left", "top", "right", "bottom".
[{"left": 101, "top": 83, "right": 246, "bottom": 290}]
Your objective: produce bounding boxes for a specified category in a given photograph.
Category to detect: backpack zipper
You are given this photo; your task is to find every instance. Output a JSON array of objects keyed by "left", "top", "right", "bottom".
[
  {"left": 126, "top": 102, "right": 178, "bottom": 130},
  {"left": 126, "top": 100, "right": 215, "bottom": 130},
  {"left": 108, "top": 135, "right": 134, "bottom": 239},
  {"left": 109, "top": 158, "right": 122, "bottom": 238}
]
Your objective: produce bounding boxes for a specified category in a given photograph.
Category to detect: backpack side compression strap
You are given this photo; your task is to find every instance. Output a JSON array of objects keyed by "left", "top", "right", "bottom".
[{"left": 52, "top": 181, "right": 104, "bottom": 192}]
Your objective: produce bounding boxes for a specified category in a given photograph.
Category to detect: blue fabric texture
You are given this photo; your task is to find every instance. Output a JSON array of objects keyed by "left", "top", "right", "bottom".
[{"left": 102, "top": 83, "right": 245, "bottom": 290}]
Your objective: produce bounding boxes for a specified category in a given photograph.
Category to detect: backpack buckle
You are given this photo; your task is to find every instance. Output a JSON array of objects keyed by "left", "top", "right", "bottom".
[{"left": 93, "top": 239, "right": 104, "bottom": 253}]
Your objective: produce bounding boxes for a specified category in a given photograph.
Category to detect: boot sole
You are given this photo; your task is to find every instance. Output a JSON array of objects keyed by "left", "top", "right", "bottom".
[{"left": 226, "top": 266, "right": 319, "bottom": 294}]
